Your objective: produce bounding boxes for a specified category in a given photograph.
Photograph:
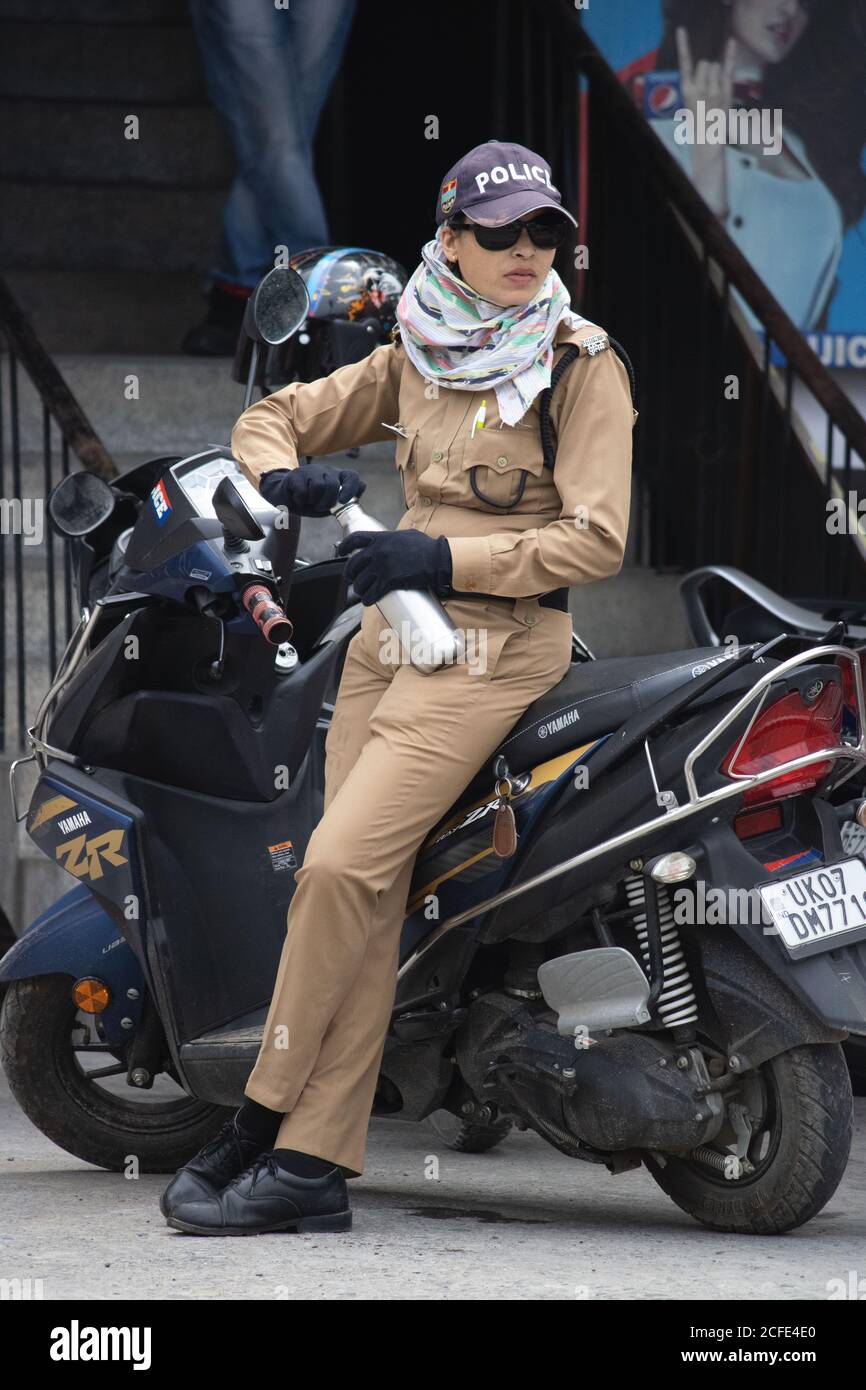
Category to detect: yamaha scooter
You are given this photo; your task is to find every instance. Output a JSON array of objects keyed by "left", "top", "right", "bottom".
[{"left": 4, "top": 268, "right": 866, "bottom": 1234}]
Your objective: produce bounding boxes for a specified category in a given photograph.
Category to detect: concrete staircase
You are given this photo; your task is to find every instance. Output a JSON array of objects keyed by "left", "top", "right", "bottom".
[{"left": 0, "top": 0, "right": 232, "bottom": 354}]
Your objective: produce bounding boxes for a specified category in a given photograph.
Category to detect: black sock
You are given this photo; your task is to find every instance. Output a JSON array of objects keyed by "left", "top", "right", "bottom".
[
  {"left": 272, "top": 1147, "right": 335, "bottom": 1178},
  {"left": 235, "top": 1098, "right": 283, "bottom": 1147}
]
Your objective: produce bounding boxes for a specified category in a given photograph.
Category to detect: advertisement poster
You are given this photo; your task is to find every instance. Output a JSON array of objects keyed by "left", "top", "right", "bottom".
[{"left": 582, "top": 0, "right": 866, "bottom": 368}]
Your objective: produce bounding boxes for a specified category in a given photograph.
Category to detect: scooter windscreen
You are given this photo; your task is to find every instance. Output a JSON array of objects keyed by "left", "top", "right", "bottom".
[{"left": 122, "top": 448, "right": 278, "bottom": 575}]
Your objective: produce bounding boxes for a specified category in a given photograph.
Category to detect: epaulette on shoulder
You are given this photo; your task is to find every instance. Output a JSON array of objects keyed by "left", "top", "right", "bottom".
[
  {"left": 577, "top": 329, "right": 638, "bottom": 406},
  {"left": 577, "top": 330, "right": 609, "bottom": 357}
]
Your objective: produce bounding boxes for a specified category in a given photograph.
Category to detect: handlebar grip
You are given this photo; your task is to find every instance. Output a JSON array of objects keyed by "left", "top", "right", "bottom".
[{"left": 241, "top": 584, "right": 294, "bottom": 646}]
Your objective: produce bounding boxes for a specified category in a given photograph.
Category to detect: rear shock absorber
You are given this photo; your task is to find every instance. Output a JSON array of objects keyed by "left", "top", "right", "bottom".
[{"left": 623, "top": 874, "right": 698, "bottom": 1029}]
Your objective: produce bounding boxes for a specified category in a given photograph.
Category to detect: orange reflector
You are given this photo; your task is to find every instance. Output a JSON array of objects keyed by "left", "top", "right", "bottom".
[{"left": 72, "top": 978, "right": 110, "bottom": 1013}]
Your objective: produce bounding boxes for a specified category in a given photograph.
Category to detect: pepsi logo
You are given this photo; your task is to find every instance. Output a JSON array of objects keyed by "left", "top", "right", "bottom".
[{"left": 648, "top": 83, "right": 679, "bottom": 114}]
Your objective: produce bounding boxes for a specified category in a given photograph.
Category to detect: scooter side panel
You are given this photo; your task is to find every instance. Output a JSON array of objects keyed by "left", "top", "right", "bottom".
[
  {"left": 17, "top": 737, "right": 326, "bottom": 1053},
  {"left": 98, "top": 735, "right": 326, "bottom": 1047},
  {"left": 398, "top": 739, "right": 603, "bottom": 963},
  {"left": 26, "top": 773, "right": 148, "bottom": 936},
  {"left": 0, "top": 883, "right": 145, "bottom": 1043}
]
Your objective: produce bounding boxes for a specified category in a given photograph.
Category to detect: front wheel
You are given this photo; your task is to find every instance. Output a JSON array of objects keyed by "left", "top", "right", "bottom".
[
  {"left": 1, "top": 974, "right": 231, "bottom": 1172},
  {"left": 644, "top": 1043, "right": 852, "bottom": 1235}
]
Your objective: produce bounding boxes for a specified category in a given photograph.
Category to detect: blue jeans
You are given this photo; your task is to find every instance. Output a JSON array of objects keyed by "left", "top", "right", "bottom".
[{"left": 188, "top": 0, "right": 357, "bottom": 289}]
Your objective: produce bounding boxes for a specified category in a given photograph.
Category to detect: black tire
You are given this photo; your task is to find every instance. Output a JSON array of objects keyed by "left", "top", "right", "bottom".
[
  {"left": 427, "top": 1108, "right": 513, "bottom": 1153},
  {"left": 0, "top": 903, "right": 15, "bottom": 954},
  {"left": 644, "top": 1043, "right": 852, "bottom": 1234},
  {"left": 0, "top": 974, "right": 232, "bottom": 1173},
  {"left": 843, "top": 1037, "right": 866, "bottom": 1097},
  {"left": 0, "top": 904, "right": 15, "bottom": 1009}
]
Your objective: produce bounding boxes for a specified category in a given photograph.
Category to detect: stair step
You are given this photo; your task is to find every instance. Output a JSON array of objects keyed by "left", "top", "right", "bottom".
[
  {"left": 0, "top": 182, "right": 223, "bottom": 271},
  {"left": 0, "top": 20, "right": 205, "bottom": 102},
  {"left": 5, "top": 269, "right": 211, "bottom": 355},
  {"left": 0, "top": 0, "right": 188, "bottom": 23},
  {"left": 0, "top": 98, "right": 232, "bottom": 186},
  {"left": 5, "top": 353, "right": 240, "bottom": 454}
]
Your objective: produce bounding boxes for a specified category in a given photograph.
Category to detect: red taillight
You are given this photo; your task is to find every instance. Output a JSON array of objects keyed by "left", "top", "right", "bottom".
[
  {"left": 722, "top": 682, "right": 843, "bottom": 807},
  {"left": 733, "top": 804, "right": 783, "bottom": 839}
]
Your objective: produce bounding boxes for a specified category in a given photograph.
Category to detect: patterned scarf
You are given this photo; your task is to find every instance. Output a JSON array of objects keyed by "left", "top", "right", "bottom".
[{"left": 395, "top": 229, "right": 588, "bottom": 425}]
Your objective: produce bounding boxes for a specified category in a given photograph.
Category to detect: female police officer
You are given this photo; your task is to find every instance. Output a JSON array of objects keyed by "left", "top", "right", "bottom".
[{"left": 162, "top": 139, "right": 636, "bottom": 1235}]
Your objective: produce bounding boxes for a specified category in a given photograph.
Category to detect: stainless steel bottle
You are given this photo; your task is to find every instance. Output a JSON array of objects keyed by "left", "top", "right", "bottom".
[{"left": 331, "top": 499, "right": 465, "bottom": 674}]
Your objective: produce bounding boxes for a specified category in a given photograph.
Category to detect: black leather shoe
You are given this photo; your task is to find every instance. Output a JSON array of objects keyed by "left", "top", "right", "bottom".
[
  {"left": 159, "top": 1116, "right": 266, "bottom": 1219},
  {"left": 166, "top": 1152, "right": 352, "bottom": 1236}
]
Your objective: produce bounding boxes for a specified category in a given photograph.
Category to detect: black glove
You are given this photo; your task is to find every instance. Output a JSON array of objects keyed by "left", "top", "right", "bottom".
[
  {"left": 335, "top": 529, "right": 453, "bottom": 606},
  {"left": 259, "top": 462, "right": 366, "bottom": 517}
]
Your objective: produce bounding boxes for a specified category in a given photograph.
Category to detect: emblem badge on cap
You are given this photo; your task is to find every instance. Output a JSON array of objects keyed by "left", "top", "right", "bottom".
[{"left": 440, "top": 178, "right": 457, "bottom": 215}]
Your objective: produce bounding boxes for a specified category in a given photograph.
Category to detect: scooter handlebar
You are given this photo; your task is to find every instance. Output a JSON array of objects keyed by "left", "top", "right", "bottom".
[{"left": 241, "top": 583, "right": 294, "bottom": 646}]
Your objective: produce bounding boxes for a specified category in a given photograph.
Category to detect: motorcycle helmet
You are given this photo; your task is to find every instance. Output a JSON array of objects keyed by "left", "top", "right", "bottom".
[{"left": 265, "top": 246, "right": 408, "bottom": 386}]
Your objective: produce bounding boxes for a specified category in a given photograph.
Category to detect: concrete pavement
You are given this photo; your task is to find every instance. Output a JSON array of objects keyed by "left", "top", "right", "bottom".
[{"left": 2, "top": 1072, "right": 864, "bottom": 1301}]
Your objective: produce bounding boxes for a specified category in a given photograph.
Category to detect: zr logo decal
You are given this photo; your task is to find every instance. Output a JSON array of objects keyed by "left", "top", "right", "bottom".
[{"left": 56, "top": 829, "right": 128, "bottom": 880}]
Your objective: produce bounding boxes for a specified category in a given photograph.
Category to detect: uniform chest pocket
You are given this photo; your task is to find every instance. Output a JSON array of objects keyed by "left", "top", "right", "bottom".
[
  {"left": 394, "top": 427, "right": 419, "bottom": 507},
  {"left": 460, "top": 426, "right": 547, "bottom": 511}
]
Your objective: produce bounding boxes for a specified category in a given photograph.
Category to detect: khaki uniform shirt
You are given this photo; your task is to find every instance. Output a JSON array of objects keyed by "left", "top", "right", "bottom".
[{"left": 231, "top": 320, "right": 638, "bottom": 599}]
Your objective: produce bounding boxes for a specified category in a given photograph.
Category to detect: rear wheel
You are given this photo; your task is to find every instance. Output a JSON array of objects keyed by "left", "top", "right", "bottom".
[
  {"left": 644, "top": 1043, "right": 852, "bottom": 1234},
  {"left": 1, "top": 975, "right": 231, "bottom": 1172}
]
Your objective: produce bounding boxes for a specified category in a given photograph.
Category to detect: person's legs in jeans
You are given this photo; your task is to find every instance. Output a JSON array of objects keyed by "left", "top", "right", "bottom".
[
  {"left": 184, "top": 0, "right": 356, "bottom": 353},
  {"left": 189, "top": 0, "right": 357, "bottom": 288}
]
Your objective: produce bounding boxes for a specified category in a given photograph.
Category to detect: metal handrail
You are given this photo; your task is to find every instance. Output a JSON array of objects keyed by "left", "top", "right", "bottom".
[
  {"left": 0, "top": 275, "right": 115, "bottom": 480},
  {"left": 0, "top": 274, "right": 118, "bottom": 757}
]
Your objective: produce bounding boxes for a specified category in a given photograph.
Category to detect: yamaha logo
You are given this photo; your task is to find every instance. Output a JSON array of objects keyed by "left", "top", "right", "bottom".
[
  {"left": 538, "top": 707, "right": 580, "bottom": 739},
  {"left": 691, "top": 656, "right": 727, "bottom": 677}
]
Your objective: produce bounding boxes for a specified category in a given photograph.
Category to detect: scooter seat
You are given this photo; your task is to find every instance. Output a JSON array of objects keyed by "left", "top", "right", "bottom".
[{"left": 481, "top": 645, "right": 754, "bottom": 782}]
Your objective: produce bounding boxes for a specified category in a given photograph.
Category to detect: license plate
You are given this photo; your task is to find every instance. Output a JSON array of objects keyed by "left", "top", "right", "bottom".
[{"left": 759, "top": 857, "right": 866, "bottom": 956}]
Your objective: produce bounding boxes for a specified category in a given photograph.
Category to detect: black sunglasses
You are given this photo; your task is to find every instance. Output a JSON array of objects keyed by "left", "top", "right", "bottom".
[{"left": 448, "top": 212, "right": 570, "bottom": 251}]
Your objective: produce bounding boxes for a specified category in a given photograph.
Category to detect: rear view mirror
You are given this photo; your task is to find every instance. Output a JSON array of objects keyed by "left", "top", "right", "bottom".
[
  {"left": 48, "top": 471, "right": 116, "bottom": 538},
  {"left": 244, "top": 267, "right": 309, "bottom": 346},
  {"left": 212, "top": 476, "right": 265, "bottom": 543},
  {"left": 237, "top": 267, "right": 311, "bottom": 411}
]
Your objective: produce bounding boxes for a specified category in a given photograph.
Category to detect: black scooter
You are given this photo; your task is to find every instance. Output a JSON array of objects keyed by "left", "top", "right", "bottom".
[{"left": 4, "top": 269, "right": 866, "bottom": 1234}]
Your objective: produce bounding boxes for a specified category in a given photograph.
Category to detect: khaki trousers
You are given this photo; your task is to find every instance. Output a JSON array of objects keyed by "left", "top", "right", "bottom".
[{"left": 243, "top": 592, "right": 574, "bottom": 1175}]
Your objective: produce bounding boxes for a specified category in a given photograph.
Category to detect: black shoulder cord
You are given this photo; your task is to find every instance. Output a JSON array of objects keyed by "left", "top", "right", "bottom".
[
  {"left": 539, "top": 345, "right": 581, "bottom": 471},
  {"left": 539, "top": 336, "right": 637, "bottom": 470}
]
